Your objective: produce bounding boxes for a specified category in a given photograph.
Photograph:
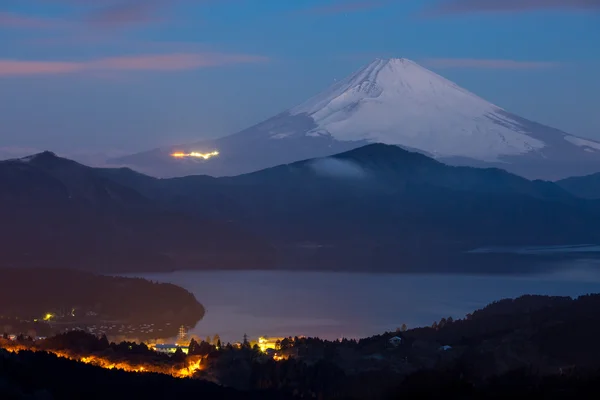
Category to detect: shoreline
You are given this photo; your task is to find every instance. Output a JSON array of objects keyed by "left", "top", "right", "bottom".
[{"left": 118, "top": 253, "right": 600, "bottom": 277}]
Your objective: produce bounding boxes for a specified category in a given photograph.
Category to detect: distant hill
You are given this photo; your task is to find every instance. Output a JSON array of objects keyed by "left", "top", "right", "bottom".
[
  {"left": 98, "top": 144, "right": 600, "bottom": 272},
  {"left": 557, "top": 172, "right": 600, "bottom": 199},
  {"left": 0, "top": 152, "right": 274, "bottom": 272},
  {"left": 0, "top": 268, "right": 205, "bottom": 339}
]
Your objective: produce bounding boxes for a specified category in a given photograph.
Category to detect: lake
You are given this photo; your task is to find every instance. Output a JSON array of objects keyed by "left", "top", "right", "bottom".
[{"left": 134, "top": 258, "right": 600, "bottom": 343}]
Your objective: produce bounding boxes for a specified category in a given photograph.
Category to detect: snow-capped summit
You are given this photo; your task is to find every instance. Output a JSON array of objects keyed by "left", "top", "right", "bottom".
[
  {"left": 114, "top": 58, "right": 600, "bottom": 180},
  {"left": 290, "top": 57, "right": 544, "bottom": 161}
]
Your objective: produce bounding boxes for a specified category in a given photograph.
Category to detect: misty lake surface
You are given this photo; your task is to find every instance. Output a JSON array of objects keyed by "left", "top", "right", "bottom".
[{"left": 133, "top": 258, "right": 600, "bottom": 343}]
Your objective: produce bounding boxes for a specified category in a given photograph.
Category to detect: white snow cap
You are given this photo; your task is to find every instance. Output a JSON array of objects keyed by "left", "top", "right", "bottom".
[{"left": 291, "top": 58, "right": 545, "bottom": 161}]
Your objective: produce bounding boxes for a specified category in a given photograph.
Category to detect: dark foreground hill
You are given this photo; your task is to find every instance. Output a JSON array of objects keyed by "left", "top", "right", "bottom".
[
  {"left": 0, "top": 349, "right": 289, "bottom": 400},
  {"left": 5, "top": 295, "right": 600, "bottom": 399},
  {"left": 0, "top": 152, "right": 274, "bottom": 272},
  {"left": 5, "top": 347, "right": 600, "bottom": 400}
]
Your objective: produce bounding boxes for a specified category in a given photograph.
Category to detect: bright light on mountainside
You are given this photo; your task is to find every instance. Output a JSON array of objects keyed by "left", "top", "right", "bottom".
[{"left": 171, "top": 151, "right": 219, "bottom": 160}]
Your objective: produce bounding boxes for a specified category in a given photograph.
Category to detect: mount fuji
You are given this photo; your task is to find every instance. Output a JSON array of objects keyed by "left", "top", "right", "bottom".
[{"left": 114, "top": 58, "right": 600, "bottom": 180}]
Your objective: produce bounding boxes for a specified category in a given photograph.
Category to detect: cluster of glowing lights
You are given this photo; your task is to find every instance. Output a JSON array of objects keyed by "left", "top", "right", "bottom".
[
  {"left": 1, "top": 336, "right": 292, "bottom": 380},
  {"left": 257, "top": 336, "right": 285, "bottom": 353},
  {"left": 171, "top": 151, "right": 219, "bottom": 160},
  {"left": 1, "top": 343, "right": 204, "bottom": 378},
  {"left": 272, "top": 354, "right": 288, "bottom": 361}
]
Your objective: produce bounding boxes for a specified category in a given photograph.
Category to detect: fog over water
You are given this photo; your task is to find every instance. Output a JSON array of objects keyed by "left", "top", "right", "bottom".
[{"left": 136, "top": 258, "right": 600, "bottom": 343}]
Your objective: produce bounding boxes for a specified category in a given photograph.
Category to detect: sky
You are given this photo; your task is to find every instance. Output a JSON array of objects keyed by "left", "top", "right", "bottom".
[{"left": 1, "top": 0, "right": 599, "bottom": 158}]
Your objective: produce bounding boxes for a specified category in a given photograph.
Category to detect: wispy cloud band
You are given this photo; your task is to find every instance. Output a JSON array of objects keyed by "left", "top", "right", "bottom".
[
  {"left": 0, "top": 11, "right": 62, "bottom": 29},
  {"left": 422, "top": 58, "right": 563, "bottom": 69},
  {"left": 429, "top": 0, "right": 600, "bottom": 14},
  {"left": 1, "top": 0, "right": 174, "bottom": 30},
  {"left": 85, "top": 0, "right": 165, "bottom": 27},
  {"left": 302, "top": 0, "right": 386, "bottom": 15},
  {"left": 0, "top": 53, "right": 268, "bottom": 76}
]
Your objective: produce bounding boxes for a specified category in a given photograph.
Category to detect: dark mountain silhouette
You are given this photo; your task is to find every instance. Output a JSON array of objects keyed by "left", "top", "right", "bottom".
[
  {"left": 0, "top": 349, "right": 289, "bottom": 400},
  {"left": 557, "top": 172, "right": 600, "bottom": 199},
  {"left": 97, "top": 144, "right": 600, "bottom": 272},
  {"left": 0, "top": 153, "right": 274, "bottom": 272},
  {"left": 4, "top": 145, "right": 600, "bottom": 273}
]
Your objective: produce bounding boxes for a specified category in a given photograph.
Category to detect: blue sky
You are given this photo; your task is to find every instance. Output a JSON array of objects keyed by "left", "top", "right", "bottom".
[{"left": 1, "top": 0, "right": 599, "bottom": 156}]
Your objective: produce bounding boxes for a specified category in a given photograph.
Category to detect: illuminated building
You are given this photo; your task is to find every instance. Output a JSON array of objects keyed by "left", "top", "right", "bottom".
[
  {"left": 273, "top": 354, "right": 289, "bottom": 361},
  {"left": 176, "top": 325, "right": 188, "bottom": 346},
  {"left": 178, "top": 325, "right": 187, "bottom": 340},
  {"left": 257, "top": 337, "right": 284, "bottom": 353},
  {"left": 153, "top": 344, "right": 189, "bottom": 354}
]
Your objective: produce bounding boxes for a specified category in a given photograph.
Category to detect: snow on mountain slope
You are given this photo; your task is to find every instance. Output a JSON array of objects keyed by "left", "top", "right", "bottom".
[
  {"left": 564, "top": 136, "right": 600, "bottom": 152},
  {"left": 113, "top": 58, "right": 600, "bottom": 180},
  {"left": 291, "top": 58, "right": 544, "bottom": 161}
]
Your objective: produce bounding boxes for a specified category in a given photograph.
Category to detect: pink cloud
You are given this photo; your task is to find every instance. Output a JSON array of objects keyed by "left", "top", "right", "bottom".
[
  {"left": 0, "top": 60, "right": 82, "bottom": 76},
  {"left": 2, "top": 1, "right": 172, "bottom": 29},
  {"left": 22, "top": 36, "right": 211, "bottom": 54},
  {"left": 422, "top": 58, "right": 563, "bottom": 69},
  {"left": 429, "top": 0, "right": 600, "bottom": 14},
  {"left": 303, "top": 0, "right": 386, "bottom": 15},
  {"left": 0, "top": 53, "right": 269, "bottom": 77},
  {"left": 85, "top": 0, "right": 164, "bottom": 27},
  {"left": 0, "top": 11, "right": 61, "bottom": 29},
  {"left": 5, "top": 1, "right": 209, "bottom": 30},
  {"left": 89, "top": 53, "right": 268, "bottom": 71}
]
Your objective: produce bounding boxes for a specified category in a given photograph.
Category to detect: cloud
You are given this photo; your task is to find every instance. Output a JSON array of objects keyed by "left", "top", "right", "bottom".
[
  {"left": 89, "top": 53, "right": 268, "bottom": 70},
  {"left": 309, "top": 158, "right": 367, "bottom": 179},
  {"left": 2, "top": 0, "right": 174, "bottom": 29},
  {"left": 3, "top": 0, "right": 212, "bottom": 30},
  {"left": 82, "top": 0, "right": 210, "bottom": 28},
  {"left": 429, "top": 0, "right": 600, "bottom": 15},
  {"left": 0, "top": 53, "right": 269, "bottom": 77},
  {"left": 0, "top": 60, "right": 81, "bottom": 75},
  {"left": 422, "top": 58, "right": 563, "bottom": 70},
  {"left": 0, "top": 11, "right": 61, "bottom": 29},
  {"left": 303, "top": 0, "right": 386, "bottom": 15},
  {"left": 24, "top": 36, "right": 211, "bottom": 52},
  {"left": 85, "top": 0, "right": 165, "bottom": 27}
]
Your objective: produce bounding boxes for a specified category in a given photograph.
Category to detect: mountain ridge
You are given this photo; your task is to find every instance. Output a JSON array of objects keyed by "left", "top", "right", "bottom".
[
  {"left": 0, "top": 152, "right": 275, "bottom": 272},
  {"left": 6, "top": 145, "right": 600, "bottom": 273},
  {"left": 98, "top": 144, "right": 600, "bottom": 272},
  {"left": 558, "top": 172, "right": 600, "bottom": 199}
]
